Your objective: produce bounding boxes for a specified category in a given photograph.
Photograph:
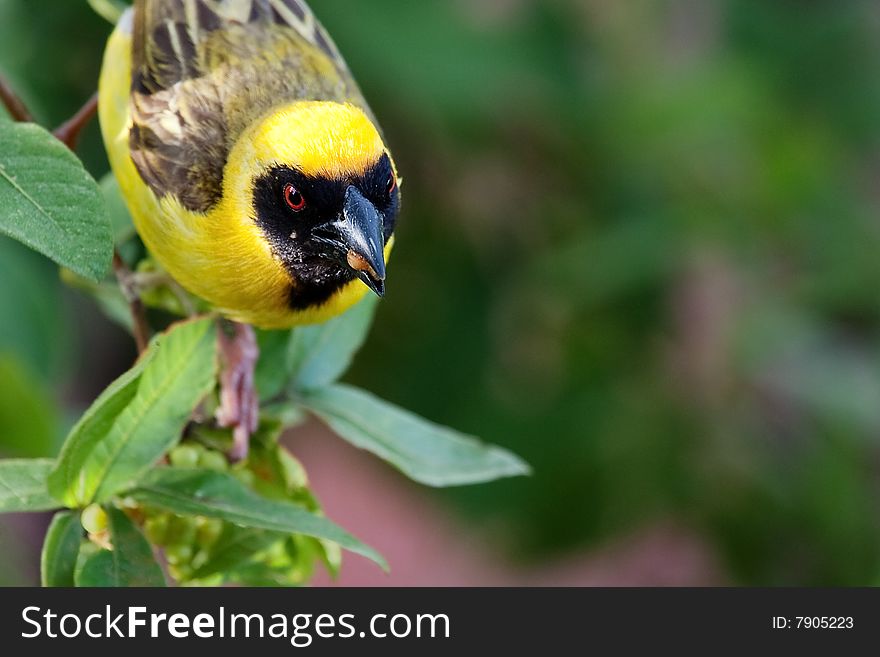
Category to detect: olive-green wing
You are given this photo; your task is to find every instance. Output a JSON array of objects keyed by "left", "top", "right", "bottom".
[{"left": 129, "top": 0, "right": 361, "bottom": 212}]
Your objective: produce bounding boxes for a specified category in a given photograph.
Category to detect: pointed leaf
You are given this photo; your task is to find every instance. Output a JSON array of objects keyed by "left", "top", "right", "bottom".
[
  {"left": 50, "top": 318, "right": 218, "bottom": 506},
  {"left": 107, "top": 507, "right": 165, "bottom": 586},
  {"left": 128, "top": 467, "right": 388, "bottom": 571},
  {"left": 0, "top": 458, "right": 58, "bottom": 512},
  {"left": 302, "top": 384, "right": 531, "bottom": 486},
  {"left": 41, "top": 510, "right": 83, "bottom": 587},
  {"left": 0, "top": 121, "right": 112, "bottom": 281},
  {"left": 49, "top": 351, "right": 153, "bottom": 507},
  {"left": 92, "top": 318, "right": 218, "bottom": 502}
]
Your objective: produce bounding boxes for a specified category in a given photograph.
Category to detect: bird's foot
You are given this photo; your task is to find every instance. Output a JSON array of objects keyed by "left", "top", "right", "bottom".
[{"left": 215, "top": 321, "right": 260, "bottom": 462}]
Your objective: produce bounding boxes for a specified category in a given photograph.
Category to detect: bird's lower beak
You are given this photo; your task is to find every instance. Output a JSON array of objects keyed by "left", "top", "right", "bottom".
[{"left": 337, "top": 185, "right": 387, "bottom": 297}]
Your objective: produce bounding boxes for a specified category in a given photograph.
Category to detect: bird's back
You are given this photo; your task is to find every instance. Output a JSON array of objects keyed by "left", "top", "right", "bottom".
[{"left": 129, "top": 0, "right": 370, "bottom": 213}]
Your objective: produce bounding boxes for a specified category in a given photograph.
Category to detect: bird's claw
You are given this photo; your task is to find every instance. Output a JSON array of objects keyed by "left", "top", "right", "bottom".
[{"left": 215, "top": 321, "right": 259, "bottom": 462}]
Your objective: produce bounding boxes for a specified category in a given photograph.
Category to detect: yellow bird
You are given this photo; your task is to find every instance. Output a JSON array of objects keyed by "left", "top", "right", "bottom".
[{"left": 99, "top": 0, "right": 400, "bottom": 330}]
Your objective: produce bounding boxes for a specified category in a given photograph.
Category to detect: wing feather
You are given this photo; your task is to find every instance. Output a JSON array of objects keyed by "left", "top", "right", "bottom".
[{"left": 129, "top": 0, "right": 362, "bottom": 212}]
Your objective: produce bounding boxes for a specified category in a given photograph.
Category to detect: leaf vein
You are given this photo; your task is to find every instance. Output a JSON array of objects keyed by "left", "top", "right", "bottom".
[
  {"left": 92, "top": 333, "right": 208, "bottom": 499},
  {"left": 0, "top": 160, "right": 64, "bottom": 233}
]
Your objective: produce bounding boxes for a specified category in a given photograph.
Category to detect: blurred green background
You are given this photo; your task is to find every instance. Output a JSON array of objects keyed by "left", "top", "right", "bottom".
[{"left": 3, "top": 0, "right": 880, "bottom": 585}]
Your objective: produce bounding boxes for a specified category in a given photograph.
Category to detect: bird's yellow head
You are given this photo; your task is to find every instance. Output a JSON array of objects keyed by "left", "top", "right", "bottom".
[{"left": 225, "top": 101, "right": 400, "bottom": 310}]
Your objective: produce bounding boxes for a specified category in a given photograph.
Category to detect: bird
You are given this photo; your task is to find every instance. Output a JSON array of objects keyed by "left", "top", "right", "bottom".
[
  {"left": 97, "top": 0, "right": 401, "bottom": 457},
  {"left": 98, "top": 0, "right": 401, "bottom": 330}
]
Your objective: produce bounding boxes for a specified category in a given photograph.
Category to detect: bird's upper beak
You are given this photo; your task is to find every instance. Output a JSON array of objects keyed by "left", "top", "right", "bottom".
[
  {"left": 341, "top": 185, "right": 386, "bottom": 297},
  {"left": 314, "top": 186, "right": 387, "bottom": 297}
]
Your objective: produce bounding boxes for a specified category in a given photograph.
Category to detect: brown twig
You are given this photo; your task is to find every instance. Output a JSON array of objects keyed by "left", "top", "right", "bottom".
[
  {"left": 1, "top": 71, "right": 99, "bottom": 151},
  {"left": 0, "top": 72, "right": 33, "bottom": 122},
  {"left": 112, "top": 251, "right": 150, "bottom": 354},
  {"left": 53, "top": 93, "right": 99, "bottom": 150}
]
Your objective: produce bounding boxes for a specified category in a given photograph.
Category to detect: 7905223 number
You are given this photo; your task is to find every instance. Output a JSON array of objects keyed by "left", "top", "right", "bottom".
[{"left": 796, "top": 617, "right": 853, "bottom": 629}]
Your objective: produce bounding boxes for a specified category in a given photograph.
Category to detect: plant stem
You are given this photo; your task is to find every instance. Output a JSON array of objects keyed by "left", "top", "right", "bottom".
[
  {"left": 112, "top": 251, "right": 150, "bottom": 354},
  {"left": 1, "top": 72, "right": 99, "bottom": 150},
  {"left": 0, "top": 72, "right": 33, "bottom": 122},
  {"left": 53, "top": 93, "right": 99, "bottom": 150}
]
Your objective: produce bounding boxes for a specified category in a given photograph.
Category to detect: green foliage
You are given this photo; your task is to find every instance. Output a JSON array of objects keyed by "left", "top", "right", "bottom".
[
  {"left": 287, "top": 294, "right": 379, "bottom": 391},
  {"left": 0, "top": 26, "right": 525, "bottom": 584},
  {"left": 188, "top": 525, "right": 283, "bottom": 582},
  {"left": 74, "top": 506, "right": 166, "bottom": 587},
  {"left": 0, "top": 121, "right": 111, "bottom": 281},
  {"left": 40, "top": 511, "right": 82, "bottom": 587},
  {"left": 0, "top": 459, "right": 58, "bottom": 512},
  {"left": 48, "top": 350, "right": 152, "bottom": 507},
  {"left": 128, "top": 467, "right": 387, "bottom": 572},
  {"left": 20, "top": 0, "right": 880, "bottom": 589},
  {"left": 302, "top": 0, "right": 880, "bottom": 585},
  {"left": 303, "top": 384, "right": 530, "bottom": 486},
  {"left": 50, "top": 318, "right": 218, "bottom": 506}
]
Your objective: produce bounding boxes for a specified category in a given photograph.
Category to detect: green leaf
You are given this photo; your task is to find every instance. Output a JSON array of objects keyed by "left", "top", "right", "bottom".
[
  {"left": 255, "top": 328, "right": 292, "bottom": 402},
  {"left": 128, "top": 467, "right": 388, "bottom": 571},
  {"left": 74, "top": 507, "right": 165, "bottom": 587},
  {"left": 244, "top": 431, "right": 313, "bottom": 504},
  {"left": 190, "top": 524, "right": 283, "bottom": 581},
  {"left": 106, "top": 507, "right": 165, "bottom": 586},
  {"left": 308, "top": 535, "right": 342, "bottom": 579},
  {"left": 49, "top": 317, "right": 218, "bottom": 506},
  {"left": 75, "top": 547, "right": 115, "bottom": 587},
  {"left": 41, "top": 510, "right": 83, "bottom": 587},
  {"left": 287, "top": 295, "right": 378, "bottom": 391},
  {"left": 49, "top": 350, "right": 153, "bottom": 507},
  {"left": 0, "top": 458, "right": 58, "bottom": 512},
  {"left": 302, "top": 384, "right": 532, "bottom": 486},
  {"left": 0, "top": 121, "right": 112, "bottom": 282},
  {"left": 88, "top": 318, "right": 218, "bottom": 503}
]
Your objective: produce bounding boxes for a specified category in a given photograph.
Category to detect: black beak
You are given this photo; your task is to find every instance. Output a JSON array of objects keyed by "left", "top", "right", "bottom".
[
  {"left": 337, "top": 185, "right": 386, "bottom": 297},
  {"left": 310, "top": 186, "right": 387, "bottom": 297}
]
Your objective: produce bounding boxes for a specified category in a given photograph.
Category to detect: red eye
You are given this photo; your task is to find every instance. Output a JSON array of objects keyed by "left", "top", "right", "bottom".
[
  {"left": 387, "top": 174, "right": 397, "bottom": 196},
  {"left": 283, "top": 183, "right": 306, "bottom": 211}
]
